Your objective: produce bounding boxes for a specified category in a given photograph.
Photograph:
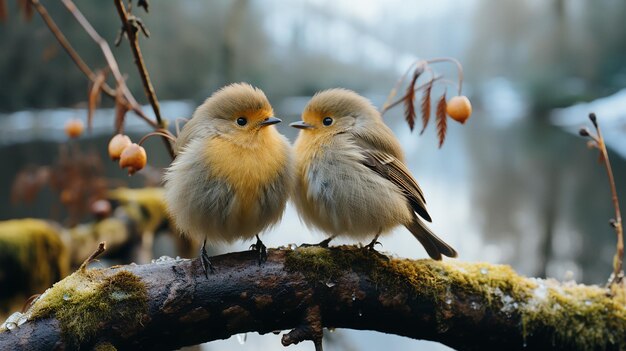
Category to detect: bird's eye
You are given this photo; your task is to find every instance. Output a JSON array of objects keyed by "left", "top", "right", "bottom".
[
  {"left": 236, "top": 117, "right": 247, "bottom": 126},
  {"left": 322, "top": 117, "right": 333, "bottom": 126}
]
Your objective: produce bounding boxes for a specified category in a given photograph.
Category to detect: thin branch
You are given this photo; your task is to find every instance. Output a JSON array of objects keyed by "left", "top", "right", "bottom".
[
  {"left": 381, "top": 76, "right": 442, "bottom": 114},
  {"left": 31, "top": 0, "right": 175, "bottom": 158},
  {"left": 31, "top": 0, "right": 160, "bottom": 130},
  {"left": 426, "top": 57, "right": 465, "bottom": 96},
  {"left": 589, "top": 114, "right": 624, "bottom": 286},
  {"left": 137, "top": 130, "right": 177, "bottom": 146},
  {"left": 78, "top": 242, "right": 106, "bottom": 272},
  {"left": 112, "top": 0, "right": 162, "bottom": 127},
  {"left": 112, "top": 0, "right": 174, "bottom": 158},
  {"left": 60, "top": 0, "right": 160, "bottom": 131},
  {"left": 30, "top": 0, "right": 116, "bottom": 97}
]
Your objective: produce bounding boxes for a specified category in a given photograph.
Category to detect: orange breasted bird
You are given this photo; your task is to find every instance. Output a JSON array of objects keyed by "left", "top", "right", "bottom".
[
  {"left": 290, "top": 88, "right": 456, "bottom": 260},
  {"left": 164, "top": 83, "right": 294, "bottom": 274}
]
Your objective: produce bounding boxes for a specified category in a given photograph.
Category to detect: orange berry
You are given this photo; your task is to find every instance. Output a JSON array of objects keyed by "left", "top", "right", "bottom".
[
  {"left": 60, "top": 189, "right": 74, "bottom": 205},
  {"left": 64, "top": 119, "right": 84, "bottom": 138},
  {"left": 119, "top": 143, "right": 147, "bottom": 175},
  {"left": 108, "top": 134, "right": 132, "bottom": 160},
  {"left": 446, "top": 95, "right": 472, "bottom": 124}
]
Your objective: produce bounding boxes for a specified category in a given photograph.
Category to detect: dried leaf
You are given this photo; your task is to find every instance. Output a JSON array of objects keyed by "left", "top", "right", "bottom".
[
  {"left": 403, "top": 68, "right": 424, "bottom": 131},
  {"left": 115, "top": 26, "right": 126, "bottom": 47},
  {"left": 88, "top": 70, "right": 107, "bottom": 132},
  {"left": 0, "top": 0, "right": 8, "bottom": 22},
  {"left": 419, "top": 81, "right": 433, "bottom": 135},
  {"left": 436, "top": 93, "right": 447, "bottom": 148},
  {"left": 138, "top": 0, "right": 149, "bottom": 12},
  {"left": 17, "top": 0, "right": 32, "bottom": 21},
  {"left": 403, "top": 71, "right": 419, "bottom": 131}
]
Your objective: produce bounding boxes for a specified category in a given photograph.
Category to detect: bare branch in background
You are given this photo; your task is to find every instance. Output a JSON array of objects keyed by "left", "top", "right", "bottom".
[
  {"left": 28, "top": 0, "right": 174, "bottom": 158},
  {"left": 579, "top": 113, "right": 624, "bottom": 288},
  {"left": 113, "top": 0, "right": 172, "bottom": 158}
]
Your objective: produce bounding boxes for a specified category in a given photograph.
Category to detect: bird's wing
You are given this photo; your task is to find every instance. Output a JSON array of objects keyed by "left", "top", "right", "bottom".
[{"left": 361, "top": 149, "right": 431, "bottom": 222}]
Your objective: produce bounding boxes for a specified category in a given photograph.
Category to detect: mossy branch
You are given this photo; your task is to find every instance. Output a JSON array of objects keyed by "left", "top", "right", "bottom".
[{"left": 1, "top": 246, "right": 626, "bottom": 351}]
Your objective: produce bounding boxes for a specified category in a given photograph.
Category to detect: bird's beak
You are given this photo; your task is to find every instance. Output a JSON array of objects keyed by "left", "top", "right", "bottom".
[
  {"left": 258, "top": 116, "right": 282, "bottom": 127},
  {"left": 290, "top": 121, "right": 315, "bottom": 129}
]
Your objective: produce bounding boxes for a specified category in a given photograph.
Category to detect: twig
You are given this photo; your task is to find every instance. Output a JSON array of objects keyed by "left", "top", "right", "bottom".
[
  {"left": 31, "top": 0, "right": 174, "bottom": 158},
  {"left": 382, "top": 76, "right": 442, "bottom": 114},
  {"left": 580, "top": 113, "right": 624, "bottom": 286},
  {"left": 137, "top": 130, "right": 177, "bottom": 146},
  {"left": 426, "top": 57, "right": 465, "bottom": 96},
  {"left": 78, "top": 242, "right": 106, "bottom": 272},
  {"left": 112, "top": 0, "right": 173, "bottom": 158},
  {"left": 29, "top": 0, "right": 116, "bottom": 97},
  {"left": 112, "top": 1, "right": 162, "bottom": 127},
  {"left": 32, "top": 0, "right": 157, "bottom": 128},
  {"left": 60, "top": 0, "right": 160, "bottom": 130}
]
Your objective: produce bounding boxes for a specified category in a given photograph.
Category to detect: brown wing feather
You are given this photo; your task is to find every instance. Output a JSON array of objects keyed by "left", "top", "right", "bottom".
[{"left": 361, "top": 149, "right": 431, "bottom": 222}]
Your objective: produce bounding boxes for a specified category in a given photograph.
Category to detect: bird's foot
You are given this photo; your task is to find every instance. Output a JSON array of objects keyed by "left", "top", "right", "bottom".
[
  {"left": 363, "top": 235, "right": 389, "bottom": 260},
  {"left": 300, "top": 237, "right": 334, "bottom": 248},
  {"left": 249, "top": 235, "right": 267, "bottom": 265},
  {"left": 365, "top": 239, "right": 382, "bottom": 251},
  {"left": 200, "top": 240, "right": 214, "bottom": 277}
]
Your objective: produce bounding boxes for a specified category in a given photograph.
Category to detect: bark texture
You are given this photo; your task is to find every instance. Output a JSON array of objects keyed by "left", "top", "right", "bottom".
[{"left": 1, "top": 246, "right": 625, "bottom": 351}]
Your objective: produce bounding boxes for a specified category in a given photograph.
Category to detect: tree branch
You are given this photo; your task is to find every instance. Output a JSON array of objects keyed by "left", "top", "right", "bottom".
[
  {"left": 30, "top": 0, "right": 116, "bottom": 97},
  {"left": 112, "top": 0, "right": 174, "bottom": 158},
  {"left": 60, "top": 0, "right": 160, "bottom": 131},
  {"left": 1, "top": 246, "right": 625, "bottom": 350}
]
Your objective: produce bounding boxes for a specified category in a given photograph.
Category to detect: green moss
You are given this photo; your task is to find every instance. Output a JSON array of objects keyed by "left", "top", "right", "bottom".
[
  {"left": 107, "top": 187, "right": 167, "bottom": 233},
  {"left": 285, "top": 246, "right": 532, "bottom": 303},
  {"left": 0, "top": 219, "right": 69, "bottom": 316},
  {"left": 29, "top": 268, "right": 147, "bottom": 346},
  {"left": 285, "top": 246, "right": 626, "bottom": 350},
  {"left": 93, "top": 342, "right": 117, "bottom": 351},
  {"left": 520, "top": 279, "right": 626, "bottom": 349}
]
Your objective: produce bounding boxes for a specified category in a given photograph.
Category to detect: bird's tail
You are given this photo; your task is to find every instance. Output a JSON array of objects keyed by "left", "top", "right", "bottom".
[{"left": 406, "top": 216, "right": 457, "bottom": 260}]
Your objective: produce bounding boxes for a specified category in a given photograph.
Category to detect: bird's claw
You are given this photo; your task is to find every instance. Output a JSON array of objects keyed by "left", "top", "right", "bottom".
[
  {"left": 365, "top": 240, "right": 383, "bottom": 251},
  {"left": 200, "top": 241, "right": 214, "bottom": 277},
  {"left": 250, "top": 236, "right": 267, "bottom": 265},
  {"left": 300, "top": 237, "right": 333, "bottom": 248},
  {"left": 363, "top": 237, "right": 389, "bottom": 260}
]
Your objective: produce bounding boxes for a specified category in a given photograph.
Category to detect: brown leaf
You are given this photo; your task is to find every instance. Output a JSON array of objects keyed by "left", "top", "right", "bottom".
[
  {"left": 0, "top": 0, "right": 8, "bottom": 22},
  {"left": 88, "top": 70, "right": 107, "bottom": 132},
  {"left": 11, "top": 167, "right": 48, "bottom": 204},
  {"left": 419, "top": 81, "right": 433, "bottom": 135},
  {"left": 436, "top": 93, "right": 447, "bottom": 148},
  {"left": 114, "top": 89, "right": 129, "bottom": 134},
  {"left": 403, "top": 68, "right": 422, "bottom": 131},
  {"left": 17, "top": 0, "right": 32, "bottom": 21},
  {"left": 138, "top": 0, "right": 149, "bottom": 13}
]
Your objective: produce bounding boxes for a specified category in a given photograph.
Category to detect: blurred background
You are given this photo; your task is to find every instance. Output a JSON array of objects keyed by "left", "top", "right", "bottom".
[{"left": 2, "top": 0, "right": 626, "bottom": 350}]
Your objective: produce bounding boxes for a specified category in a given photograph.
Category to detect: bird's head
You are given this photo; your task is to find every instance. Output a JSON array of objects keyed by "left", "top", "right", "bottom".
[
  {"left": 290, "top": 88, "right": 380, "bottom": 135},
  {"left": 195, "top": 83, "right": 280, "bottom": 137}
]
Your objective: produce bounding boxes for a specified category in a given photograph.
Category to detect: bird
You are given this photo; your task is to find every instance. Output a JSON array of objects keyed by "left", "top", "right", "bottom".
[
  {"left": 163, "top": 83, "right": 294, "bottom": 275},
  {"left": 290, "top": 88, "right": 457, "bottom": 260}
]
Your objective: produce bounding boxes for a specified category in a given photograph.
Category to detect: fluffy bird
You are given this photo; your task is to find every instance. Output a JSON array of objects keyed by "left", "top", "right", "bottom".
[
  {"left": 290, "top": 89, "right": 457, "bottom": 260},
  {"left": 164, "top": 83, "right": 293, "bottom": 274}
]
